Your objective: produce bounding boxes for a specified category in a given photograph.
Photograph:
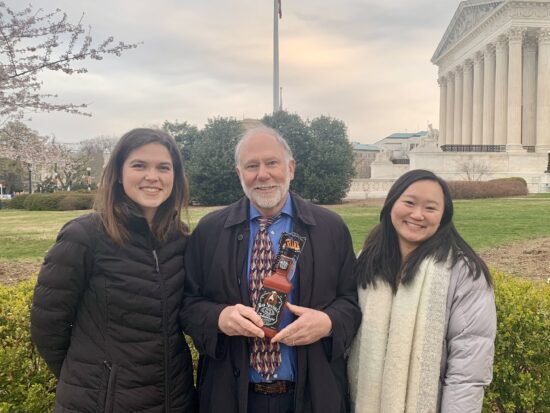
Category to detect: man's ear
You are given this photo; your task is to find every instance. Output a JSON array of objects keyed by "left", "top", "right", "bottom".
[
  {"left": 288, "top": 159, "right": 295, "bottom": 180},
  {"left": 235, "top": 166, "right": 241, "bottom": 180}
]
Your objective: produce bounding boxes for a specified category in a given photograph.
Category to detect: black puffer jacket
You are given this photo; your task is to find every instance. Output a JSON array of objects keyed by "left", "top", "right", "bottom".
[{"left": 31, "top": 213, "right": 196, "bottom": 413}]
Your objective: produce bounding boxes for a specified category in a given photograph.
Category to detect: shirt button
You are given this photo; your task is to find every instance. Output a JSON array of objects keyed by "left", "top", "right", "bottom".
[{"left": 270, "top": 230, "right": 275, "bottom": 235}]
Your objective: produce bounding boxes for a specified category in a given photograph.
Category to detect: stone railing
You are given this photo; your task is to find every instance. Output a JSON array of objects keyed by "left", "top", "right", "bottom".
[{"left": 441, "top": 144, "right": 506, "bottom": 152}]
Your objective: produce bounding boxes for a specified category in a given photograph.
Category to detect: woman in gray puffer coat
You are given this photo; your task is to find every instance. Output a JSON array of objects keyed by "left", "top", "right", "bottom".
[
  {"left": 349, "top": 169, "right": 496, "bottom": 413},
  {"left": 30, "top": 128, "right": 196, "bottom": 412}
]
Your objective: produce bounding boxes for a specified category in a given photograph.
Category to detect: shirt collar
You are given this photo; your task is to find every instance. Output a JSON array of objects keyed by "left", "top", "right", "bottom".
[{"left": 249, "top": 193, "right": 293, "bottom": 221}]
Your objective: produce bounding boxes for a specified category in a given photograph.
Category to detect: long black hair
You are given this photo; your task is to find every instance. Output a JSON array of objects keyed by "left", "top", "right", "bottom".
[{"left": 354, "top": 169, "right": 491, "bottom": 292}]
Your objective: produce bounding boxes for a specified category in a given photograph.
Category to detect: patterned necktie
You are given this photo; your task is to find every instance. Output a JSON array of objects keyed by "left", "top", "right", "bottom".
[{"left": 249, "top": 215, "right": 281, "bottom": 380}]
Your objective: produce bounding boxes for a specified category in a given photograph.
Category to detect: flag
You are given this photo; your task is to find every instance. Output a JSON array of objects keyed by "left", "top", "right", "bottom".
[{"left": 278, "top": 0, "right": 282, "bottom": 19}]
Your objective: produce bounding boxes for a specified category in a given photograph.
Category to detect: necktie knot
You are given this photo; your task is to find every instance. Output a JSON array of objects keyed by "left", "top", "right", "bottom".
[{"left": 258, "top": 214, "right": 280, "bottom": 230}]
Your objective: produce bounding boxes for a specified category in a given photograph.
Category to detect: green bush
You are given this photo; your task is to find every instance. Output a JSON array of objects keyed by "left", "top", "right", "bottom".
[
  {"left": 8, "top": 194, "right": 28, "bottom": 210},
  {"left": 181, "top": 111, "right": 356, "bottom": 205},
  {"left": 0, "top": 199, "right": 11, "bottom": 209},
  {"left": 483, "top": 271, "right": 550, "bottom": 412},
  {"left": 494, "top": 176, "right": 528, "bottom": 187},
  {"left": 0, "top": 281, "right": 56, "bottom": 412},
  {"left": 0, "top": 280, "right": 199, "bottom": 411},
  {"left": 186, "top": 117, "right": 243, "bottom": 205},
  {"left": 57, "top": 195, "right": 94, "bottom": 211},
  {"left": 262, "top": 111, "right": 355, "bottom": 204},
  {"left": 1, "top": 271, "right": 548, "bottom": 412},
  {"left": 23, "top": 194, "right": 59, "bottom": 211},
  {"left": 448, "top": 178, "right": 528, "bottom": 199},
  {"left": 17, "top": 193, "right": 95, "bottom": 211}
]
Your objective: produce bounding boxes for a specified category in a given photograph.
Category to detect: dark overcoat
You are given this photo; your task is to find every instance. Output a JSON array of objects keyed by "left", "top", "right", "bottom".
[
  {"left": 181, "top": 194, "right": 361, "bottom": 413},
  {"left": 31, "top": 212, "right": 196, "bottom": 413}
]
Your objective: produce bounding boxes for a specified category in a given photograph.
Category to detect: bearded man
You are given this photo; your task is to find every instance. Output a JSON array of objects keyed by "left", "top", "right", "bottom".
[{"left": 181, "top": 126, "right": 361, "bottom": 413}]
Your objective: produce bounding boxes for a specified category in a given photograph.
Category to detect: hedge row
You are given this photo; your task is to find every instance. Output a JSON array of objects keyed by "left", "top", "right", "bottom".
[
  {"left": 0, "top": 178, "right": 530, "bottom": 210},
  {"left": 0, "top": 271, "right": 548, "bottom": 412},
  {"left": 484, "top": 272, "right": 550, "bottom": 412},
  {"left": 448, "top": 177, "right": 528, "bottom": 199},
  {"left": 1, "top": 193, "right": 95, "bottom": 211},
  {"left": 0, "top": 281, "right": 56, "bottom": 412}
]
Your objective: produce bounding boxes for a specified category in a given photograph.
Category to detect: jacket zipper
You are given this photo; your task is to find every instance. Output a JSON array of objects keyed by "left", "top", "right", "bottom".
[
  {"left": 153, "top": 249, "right": 171, "bottom": 412},
  {"left": 103, "top": 360, "right": 117, "bottom": 413}
]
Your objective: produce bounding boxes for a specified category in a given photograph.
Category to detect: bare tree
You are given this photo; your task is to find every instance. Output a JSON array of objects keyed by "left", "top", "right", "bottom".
[
  {"left": 78, "top": 134, "right": 118, "bottom": 154},
  {"left": 0, "top": 123, "right": 118, "bottom": 190},
  {"left": 0, "top": 2, "right": 139, "bottom": 123},
  {"left": 456, "top": 158, "right": 492, "bottom": 181},
  {"left": 50, "top": 143, "right": 90, "bottom": 190},
  {"left": 0, "top": 120, "right": 60, "bottom": 192},
  {"left": 0, "top": 120, "right": 55, "bottom": 164}
]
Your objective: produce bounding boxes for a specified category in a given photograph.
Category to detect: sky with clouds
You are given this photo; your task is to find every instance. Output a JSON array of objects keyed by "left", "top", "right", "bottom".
[{"left": 14, "top": 0, "right": 462, "bottom": 143}]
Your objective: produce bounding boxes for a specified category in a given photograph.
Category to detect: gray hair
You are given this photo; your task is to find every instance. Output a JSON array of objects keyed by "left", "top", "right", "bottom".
[{"left": 234, "top": 126, "right": 294, "bottom": 166}]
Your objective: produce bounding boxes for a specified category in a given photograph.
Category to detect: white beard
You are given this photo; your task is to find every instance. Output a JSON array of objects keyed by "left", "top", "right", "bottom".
[{"left": 241, "top": 178, "right": 291, "bottom": 212}]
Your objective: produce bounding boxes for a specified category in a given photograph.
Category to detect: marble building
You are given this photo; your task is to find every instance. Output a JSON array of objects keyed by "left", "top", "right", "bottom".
[
  {"left": 348, "top": 0, "right": 550, "bottom": 199},
  {"left": 433, "top": 0, "right": 550, "bottom": 153}
]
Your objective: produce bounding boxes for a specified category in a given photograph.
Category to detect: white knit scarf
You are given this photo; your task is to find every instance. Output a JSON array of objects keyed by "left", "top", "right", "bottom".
[{"left": 348, "top": 256, "right": 452, "bottom": 413}]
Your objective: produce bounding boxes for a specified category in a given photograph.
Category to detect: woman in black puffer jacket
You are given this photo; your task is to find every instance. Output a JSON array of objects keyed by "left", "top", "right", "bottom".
[{"left": 31, "top": 128, "right": 196, "bottom": 412}]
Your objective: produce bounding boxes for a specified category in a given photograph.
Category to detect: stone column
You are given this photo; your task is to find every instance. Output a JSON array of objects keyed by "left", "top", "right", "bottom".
[
  {"left": 446, "top": 72, "right": 455, "bottom": 146},
  {"left": 535, "top": 29, "right": 550, "bottom": 153},
  {"left": 454, "top": 66, "right": 463, "bottom": 145},
  {"left": 483, "top": 44, "right": 496, "bottom": 145},
  {"left": 536, "top": 29, "right": 550, "bottom": 152},
  {"left": 523, "top": 36, "right": 537, "bottom": 148},
  {"left": 438, "top": 76, "right": 447, "bottom": 147},
  {"left": 462, "top": 59, "right": 474, "bottom": 145},
  {"left": 494, "top": 35, "right": 508, "bottom": 145},
  {"left": 472, "top": 52, "right": 484, "bottom": 146},
  {"left": 507, "top": 28, "right": 524, "bottom": 152}
]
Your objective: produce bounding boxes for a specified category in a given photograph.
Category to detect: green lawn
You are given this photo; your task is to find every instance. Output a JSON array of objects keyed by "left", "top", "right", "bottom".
[
  {"left": 1, "top": 195, "right": 549, "bottom": 262},
  {"left": 328, "top": 196, "right": 550, "bottom": 252}
]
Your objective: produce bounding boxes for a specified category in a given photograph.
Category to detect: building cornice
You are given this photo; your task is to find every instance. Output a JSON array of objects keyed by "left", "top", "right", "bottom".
[
  {"left": 435, "top": 1, "right": 550, "bottom": 75},
  {"left": 432, "top": 1, "right": 504, "bottom": 63}
]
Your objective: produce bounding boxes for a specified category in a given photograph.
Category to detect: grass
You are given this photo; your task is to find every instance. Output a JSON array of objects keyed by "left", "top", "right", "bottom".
[
  {"left": 452, "top": 198, "right": 550, "bottom": 250},
  {"left": 527, "top": 192, "right": 550, "bottom": 198},
  {"left": 329, "top": 196, "right": 550, "bottom": 252},
  {"left": 0, "top": 210, "right": 88, "bottom": 261},
  {"left": 1, "top": 195, "right": 549, "bottom": 261}
]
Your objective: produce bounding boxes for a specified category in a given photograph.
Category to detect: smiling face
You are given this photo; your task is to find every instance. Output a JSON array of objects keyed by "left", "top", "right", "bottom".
[
  {"left": 390, "top": 179, "right": 445, "bottom": 259},
  {"left": 121, "top": 143, "right": 174, "bottom": 224},
  {"left": 236, "top": 132, "right": 295, "bottom": 217}
]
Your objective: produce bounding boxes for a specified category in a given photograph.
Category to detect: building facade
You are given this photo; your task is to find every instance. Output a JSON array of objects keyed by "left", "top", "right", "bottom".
[
  {"left": 432, "top": 0, "right": 550, "bottom": 154},
  {"left": 374, "top": 131, "right": 429, "bottom": 161},
  {"left": 352, "top": 143, "right": 381, "bottom": 178},
  {"left": 347, "top": 0, "right": 550, "bottom": 199}
]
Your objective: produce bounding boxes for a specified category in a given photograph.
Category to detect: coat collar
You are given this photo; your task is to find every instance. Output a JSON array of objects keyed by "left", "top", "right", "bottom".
[{"left": 223, "top": 192, "right": 317, "bottom": 228}]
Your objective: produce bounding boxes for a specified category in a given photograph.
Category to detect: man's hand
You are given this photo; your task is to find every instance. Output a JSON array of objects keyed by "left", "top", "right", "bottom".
[
  {"left": 218, "top": 304, "right": 265, "bottom": 338},
  {"left": 270, "top": 303, "right": 332, "bottom": 346}
]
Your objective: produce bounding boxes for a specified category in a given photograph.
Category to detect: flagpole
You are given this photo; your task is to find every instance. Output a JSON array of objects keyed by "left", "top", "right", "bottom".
[{"left": 273, "top": 0, "right": 280, "bottom": 114}]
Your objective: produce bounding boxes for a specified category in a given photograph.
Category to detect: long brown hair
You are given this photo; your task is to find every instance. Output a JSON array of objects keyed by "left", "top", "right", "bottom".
[{"left": 94, "top": 128, "right": 189, "bottom": 244}]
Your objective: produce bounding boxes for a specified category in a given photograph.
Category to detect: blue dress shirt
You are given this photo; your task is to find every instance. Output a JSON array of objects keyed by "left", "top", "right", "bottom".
[{"left": 247, "top": 195, "right": 297, "bottom": 383}]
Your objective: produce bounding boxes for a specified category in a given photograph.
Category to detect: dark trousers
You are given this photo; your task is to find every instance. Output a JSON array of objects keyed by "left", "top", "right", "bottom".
[{"left": 247, "top": 389, "right": 294, "bottom": 413}]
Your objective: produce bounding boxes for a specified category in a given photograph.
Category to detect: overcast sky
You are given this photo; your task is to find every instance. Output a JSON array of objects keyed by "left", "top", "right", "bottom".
[{"left": 16, "top": 0, "right": 461, "bottom": 143}]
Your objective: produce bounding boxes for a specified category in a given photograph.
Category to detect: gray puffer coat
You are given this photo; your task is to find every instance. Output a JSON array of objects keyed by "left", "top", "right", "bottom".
[{"left": 438, "top": 259, "right": 496, "bottom": 413}]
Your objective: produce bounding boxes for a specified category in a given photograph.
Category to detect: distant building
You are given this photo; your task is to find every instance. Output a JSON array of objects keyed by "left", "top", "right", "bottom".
[
  {"left": 374, "top": 131, "right": 429, "bottom": 161},
  {"left": 352, "top": 142, "right": 381, "bottom": 178},
  {"left": 347, "top": 0, "right": 550, "bottom": 200}
]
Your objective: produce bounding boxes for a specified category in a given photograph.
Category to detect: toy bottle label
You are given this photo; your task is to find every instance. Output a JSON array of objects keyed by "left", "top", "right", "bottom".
[{"left": 256, "top": 288, "right": 288, "bottom": 329}]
